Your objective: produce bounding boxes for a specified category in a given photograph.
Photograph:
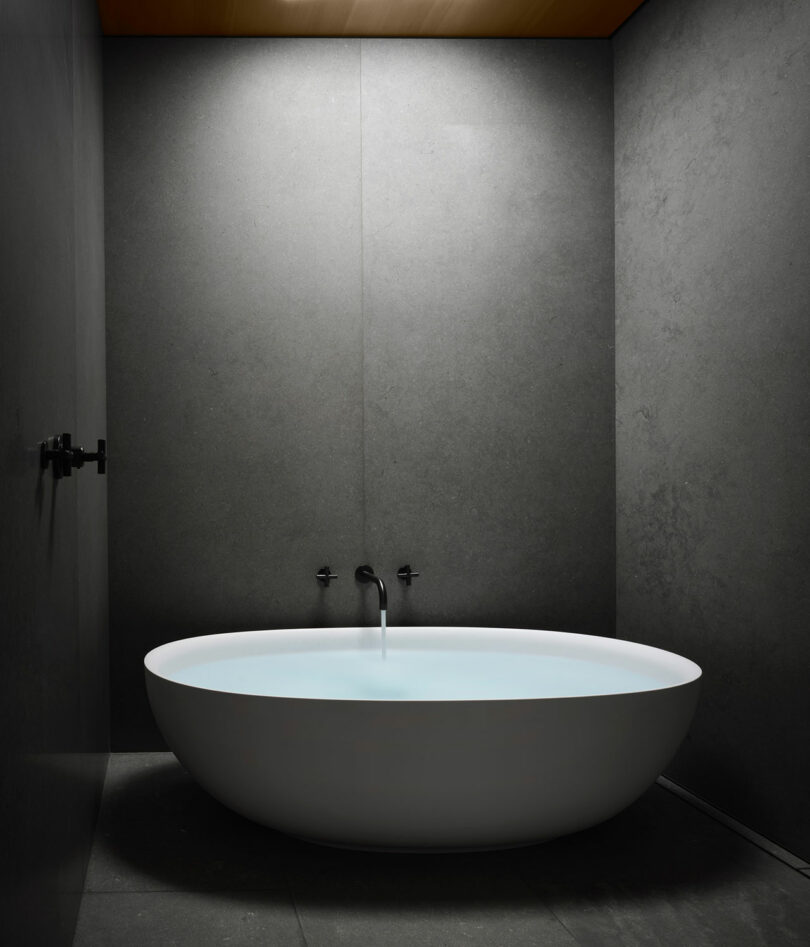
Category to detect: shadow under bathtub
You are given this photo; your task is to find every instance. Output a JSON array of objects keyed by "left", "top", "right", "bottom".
[{"left": 84, "top": 752, "right": 758, "bottom": 912}]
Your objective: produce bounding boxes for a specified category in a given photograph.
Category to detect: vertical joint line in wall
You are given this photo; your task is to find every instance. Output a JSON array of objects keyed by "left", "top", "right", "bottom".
[
  {"left": 359, "top": 39, "right": 367, "bottom": 554},
  {"left": 608, "top": 39, "right": 619, "bottom": 638},
  {"left": 611, "top": 36, "right": 618, "bottom": 636}
]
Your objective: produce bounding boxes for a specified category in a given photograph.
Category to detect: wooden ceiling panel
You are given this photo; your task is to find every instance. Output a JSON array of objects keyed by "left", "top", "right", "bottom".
[{"left": 97, "top": 0, "right": 646, "bottom": 38}]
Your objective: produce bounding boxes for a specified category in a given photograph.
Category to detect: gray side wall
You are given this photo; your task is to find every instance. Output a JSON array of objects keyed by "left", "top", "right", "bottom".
[
  {"left": 0, "top": 0, "right": 108, "bottom": 942},
  {"left": 615, "top": 0, "right": 810, "bottom": 857},
  {"left": 104, "top": 38, "right": 615, "bottom": 748}
]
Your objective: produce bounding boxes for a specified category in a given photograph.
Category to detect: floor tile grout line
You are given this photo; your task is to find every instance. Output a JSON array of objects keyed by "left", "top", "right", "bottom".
[
  {"left": 282, "top": 842, "right": 311, "bottom": 947},
  {"left": 284, "top": 873, "right": 311, "bottom": 947},
  {"left": 84, "top": 885, "right": 295, "bottom": 895},
  {"left": 657, "top": 777, "right": 810, "bottom": 875},
  {"left": 504, "top": 849, "right": 584, "bottom": 945},
  {"left": 81, "top": 886, "right": 300, "bottom": 896},
  {"left": 548, "top": 907, "right": 585, "bottom": 946}
]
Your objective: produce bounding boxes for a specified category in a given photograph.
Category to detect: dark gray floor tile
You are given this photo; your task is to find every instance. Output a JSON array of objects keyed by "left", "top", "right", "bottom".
[
  {"left": 78, "top": 757, "right": 810, "bottom": 947},
  {"left": 513, "top": 785, "right": 810, "bottom": 946},
  {"left": 287, "top": 846, "right": 576, "bottom": 946},
  {"left": 72, "top": 891, "right": 306, "bottom": 947},
  {"left": 85, "top": 753, "right": 292, "bottom": 892},
  {"left": 294, "top": 902, "right": 575, "bottom": 947},
  {"left": 548, "top": 880, "right": 810, "bottom": 947}
]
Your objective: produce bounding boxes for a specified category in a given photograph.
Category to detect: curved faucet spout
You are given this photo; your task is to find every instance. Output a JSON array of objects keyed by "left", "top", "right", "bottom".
[{"left": 355, "top": 565, "right": 388, "bottom": 612}]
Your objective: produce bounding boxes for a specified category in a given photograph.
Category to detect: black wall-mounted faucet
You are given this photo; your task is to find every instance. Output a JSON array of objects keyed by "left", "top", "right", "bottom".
[
  {"left": 40, "top": 433, "right": 106, "bottom": 478},
  {"left": 355, "top": 564, "right": 387, "bottom": 612},
  {"left": 40, "top": 433, "right": 73, "bottom": 478}
]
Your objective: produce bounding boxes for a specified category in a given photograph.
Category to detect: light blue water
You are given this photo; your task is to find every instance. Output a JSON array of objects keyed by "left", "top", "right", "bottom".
[{"left": 169, "top": 650, "right": 672, "bottom": 700}]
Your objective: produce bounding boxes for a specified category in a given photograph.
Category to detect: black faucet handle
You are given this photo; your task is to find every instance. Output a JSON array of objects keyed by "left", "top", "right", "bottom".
[
  {"left": 93, "top": 439, "right": 107, "bottom": 474},
  {"left": 397, "top": 564, "right": 420, "bottom": 586},
  {"left": 316, "top": 566, "right": 338, "bottom": 586},
  {"left": 71, "top": 438, "right": 107, "bottom": 474}
]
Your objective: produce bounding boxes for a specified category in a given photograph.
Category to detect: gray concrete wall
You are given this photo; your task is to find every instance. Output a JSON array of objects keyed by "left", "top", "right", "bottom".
[
  {"left": 615, "top": 0, "right": 810, "bottom": 858},
  {"left": 0, "top": 0, "right": 108, "bottom": 942},
  {"left": 104, "top": 38, "right": 615, "bottom": 747},
  {"left": 362, "top": 41, "right": 615, "bottom": 630}
]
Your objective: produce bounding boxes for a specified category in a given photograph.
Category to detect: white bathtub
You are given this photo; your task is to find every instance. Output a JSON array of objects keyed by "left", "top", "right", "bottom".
[{"left": 145, "top": 626, "right": 700, "bottom": 852}]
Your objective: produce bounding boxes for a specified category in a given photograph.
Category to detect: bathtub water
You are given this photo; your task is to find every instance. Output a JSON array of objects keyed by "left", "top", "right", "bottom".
[
  {"left": 168, "top": 649, "right": 672, "bottom": 701},
  {"left": 146, "top": 626, "right": 701, "bottom": 852}
]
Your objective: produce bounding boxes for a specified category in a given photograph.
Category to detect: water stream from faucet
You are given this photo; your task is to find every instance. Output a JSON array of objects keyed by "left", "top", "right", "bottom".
[{"left": 380, "top": 609, "right": 387, "bottom": 660}]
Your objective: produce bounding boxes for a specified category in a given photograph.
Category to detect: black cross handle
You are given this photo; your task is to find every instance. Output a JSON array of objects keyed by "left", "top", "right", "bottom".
[
  {"left": 71, "top": 439, "right": 107, "bottom": 474},
  {"left": 397, "top": 564, "right": 420, "bottom": 586}
]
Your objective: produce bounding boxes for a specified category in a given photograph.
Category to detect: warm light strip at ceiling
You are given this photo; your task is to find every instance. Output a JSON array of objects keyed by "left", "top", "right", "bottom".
[{"left": 98, "top": 0, "right": 647, "bottom": 38}]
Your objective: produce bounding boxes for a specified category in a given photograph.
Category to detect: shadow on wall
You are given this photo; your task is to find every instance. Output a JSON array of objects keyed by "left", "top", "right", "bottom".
[{"left": 87, "top": 756, "right": 751, "bottom": 903}]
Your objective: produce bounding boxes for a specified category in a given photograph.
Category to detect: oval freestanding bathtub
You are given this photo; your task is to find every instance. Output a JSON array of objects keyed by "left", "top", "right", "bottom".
[{"left": 145, "top": 627, "right": 701, "bottom": 852}]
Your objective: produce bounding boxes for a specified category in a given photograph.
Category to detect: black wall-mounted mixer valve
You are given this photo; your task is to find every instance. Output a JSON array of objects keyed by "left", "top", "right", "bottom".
[
  {"left": 40, "top": 433, "right": 106, "bottom": 478},
  {"left": 316, "top": 566, "right": 339, "bottom": 587},
  {"left": 40, "top": 433, "right": 73, "bottom": 479},
  {"left": 397, "top": 564, "right": 420, "bottom": 586}
]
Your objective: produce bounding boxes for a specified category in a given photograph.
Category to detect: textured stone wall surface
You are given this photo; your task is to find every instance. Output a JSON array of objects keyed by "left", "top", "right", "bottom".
[
  {"left": 104, "top": 38, "right": 615, "bottom": 747},
  {"left": 0, "top": 1, "right": 108, "bottom": 942},
  {"left": 615, "top": 0, "right": 810, "bottom": 857}
]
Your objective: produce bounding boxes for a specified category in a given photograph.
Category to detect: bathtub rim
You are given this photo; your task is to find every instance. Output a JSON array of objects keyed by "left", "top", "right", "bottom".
[{"left": 144, "top": 625, "right": 702, "bottom": 702}]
